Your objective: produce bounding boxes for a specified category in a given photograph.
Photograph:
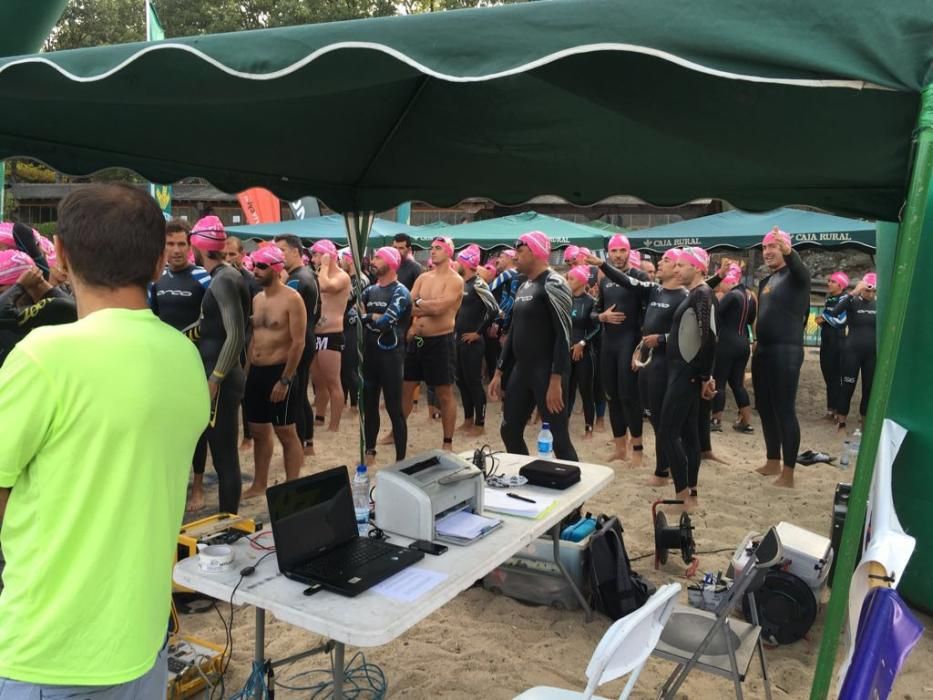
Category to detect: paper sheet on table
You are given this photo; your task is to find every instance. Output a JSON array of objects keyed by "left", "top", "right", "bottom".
[
  {"left": 435, "top": 510, "right": 501, "bottom": 540},
  {"left": 483, "top": 489, "right": 555, "bottom": 518},
  {"left": 372, "top": 567, "right": 448, "bottom": 603}
]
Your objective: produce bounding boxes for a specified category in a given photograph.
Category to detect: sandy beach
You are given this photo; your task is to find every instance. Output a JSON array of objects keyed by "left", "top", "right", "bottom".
[{"left": 181, "top": 349, "right": 931, "bottom": 698}]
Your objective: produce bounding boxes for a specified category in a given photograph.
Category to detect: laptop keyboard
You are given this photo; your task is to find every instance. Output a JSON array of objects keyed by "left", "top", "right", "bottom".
[{"left": 297, "top": 539, "right": 400, "bottom": 580}]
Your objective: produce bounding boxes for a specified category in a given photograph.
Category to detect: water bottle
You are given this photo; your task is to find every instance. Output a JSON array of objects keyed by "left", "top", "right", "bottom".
[
  {"left": 839, "top": 438, "right": 851, "bottom": 469},
  {"left": 849, "top": 429, "right": 862, "bottom": 466},
  {"left": 352, "top": 465, "right": 370, "bottom": 536},
  {"left": 537, "top": 422, "right": 554, "bottom": 458}
]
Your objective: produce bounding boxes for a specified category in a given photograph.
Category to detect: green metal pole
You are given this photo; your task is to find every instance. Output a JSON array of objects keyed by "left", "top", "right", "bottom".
[{"left": 810, "top": 84, "right": 933, "bottom": 699}]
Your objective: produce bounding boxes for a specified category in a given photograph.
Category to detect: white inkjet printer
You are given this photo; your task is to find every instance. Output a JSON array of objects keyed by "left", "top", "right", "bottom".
[{"left": 375, "top": 449, "right": 484, "bottom": 541}]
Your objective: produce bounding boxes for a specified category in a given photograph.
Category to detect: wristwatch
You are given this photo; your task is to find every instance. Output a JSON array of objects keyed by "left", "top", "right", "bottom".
[
  {"left": 415, "top": 298, "right": 423, "bottom": 308},
  {"left": 278, "top": 376, "right": 293, "bottom": 387}
]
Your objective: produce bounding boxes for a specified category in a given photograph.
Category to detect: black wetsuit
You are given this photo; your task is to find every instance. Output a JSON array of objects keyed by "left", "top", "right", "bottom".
[
  {"left": 485, "top": 267, "right": 520, "bottom": 380},
  {"left": 397, "top": 256, "right": 423, "bottom": 292},
  {"left": 820, "top": 293, "right": 847, "bottom": 414},
  {"left": 341, "top": 273, "right": 369, "bottom": 408},
  {"left": 360, "top": 279, "right": 411, "bottom": 460},
  {"left": 455, "top": 275, "right": 499, "bottom": 427},
  {"left": 659, "top": 284, "right": 718, "bottom": 494},
  {"left": 191, "top": 264, "right": 250, "bottom": 513},
  {"left": 150, "top": 264, "right": 211, "bottom": 331},
  {"left": 596, "top": 264, "right": 650, "bottom": 440},
  {"left": 0, "top": 285, "right": 77, "bottom": 368},
  {"left": 567, "top": 292, "right": 600, "bottom": 430},
  {"left": 286, "top": 265, "right": 320, "bottom": 448},
  {"left": 830, "top": 293, "right": 876, "bottom": 419},
  {"left": 713, "top": 285, "right": 757, "bottom": 413},
  {"left": 752, "top": 251, "right": 811, "bottom": 469},
  {"left": 498, "top": 269, "right": 577, "bottom": 460}
]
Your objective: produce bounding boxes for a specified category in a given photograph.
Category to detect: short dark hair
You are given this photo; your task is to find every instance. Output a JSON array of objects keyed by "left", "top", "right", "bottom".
[
  {"left": 57, "top": 184, "right": 165, "bottom": 290},
  {"left": 166, "top": 218, "right": 191, "bottom": 239},
  {"left": 393, "top": 233, "right": 412, "bottom": 248},
  {"left": 274, "top": 234, "right": 302, "bottom": 251}
]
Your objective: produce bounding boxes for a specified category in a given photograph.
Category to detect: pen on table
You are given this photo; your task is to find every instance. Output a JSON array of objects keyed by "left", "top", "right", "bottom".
[{"left": 506, "top": 492, "right": 536, "bottom": 504}]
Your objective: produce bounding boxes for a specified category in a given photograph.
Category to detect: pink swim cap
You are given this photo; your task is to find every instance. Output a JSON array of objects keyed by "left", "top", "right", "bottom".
[
  {"left": 576, "top": 247, "right": 591, "bottom": 264},
  {"left": 563, "top": 245, "right": 580, "bottom": 263},
  {"left": 0, "top": 222, "right": 14, "bottom": 249},
  {"left": 628, "top": 250, "right": 642, "bottom": 267},
  {"left": 762, "top": 227, "right": 792, "bottom": 248},
  {"left": 457, "top": 244, "right": 481, "bottom": 270},
  {"left": 311, "top": 239, "right": 338, "bottom": 257},
  {"left": 242, "top": 255, "right": 254, "bottom": 272},
  {"left": 431, "top": 236, "right": 454, "bottom": 258},
  {"left": 608, "top": 234, "right": 631, "bottom": 251},
  {"left": 680, "top": 246, "right": 710, "bottom": 272},
  {"left": 374, "top": 246, "right": 401, "bottom": 272},
  {"left": 723, "top": 264, "right": 742, "bottom": 286},
  {"left": 829, "top": 271, "right": 850, "bottom": 289},
  {"left": 337, "top": 247, "right": 354, "bottom": 264},
  {"left": 567, "top": 265, "right": 590, "bottom": 286},
  {"left": 499, "top": 248, "right": 517, "bottom": 260},
  {"left": 190, "top": 215, "right": 227, "bottom": 252},
  {"left": 863, "top": 272, "right": 877, "bottom": 289},
  {"left": 517, "top": 231, "right": 550, "bottom": 261},
  {"left": 662, "top": 247, "right": 683, "bottom": 263},
  {"left": 482, "top": 262, "right": 498, "bottom": 275},
  {"left": 0, "top": 249, "right": 36, "bottom": 286},
  {"left": 252, "top": 245, "right": 285, "bottom": 270}
]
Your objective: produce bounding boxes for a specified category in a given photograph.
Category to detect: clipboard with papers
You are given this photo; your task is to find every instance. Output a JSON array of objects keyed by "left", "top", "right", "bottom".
[{"left": 434, "top": 509, "right": 503, "bottom": 545}]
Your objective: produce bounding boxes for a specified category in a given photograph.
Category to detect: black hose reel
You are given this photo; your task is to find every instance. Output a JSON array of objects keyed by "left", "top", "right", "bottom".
[{"left": 653, "top": 500, "right": 697, "bottom": 575}]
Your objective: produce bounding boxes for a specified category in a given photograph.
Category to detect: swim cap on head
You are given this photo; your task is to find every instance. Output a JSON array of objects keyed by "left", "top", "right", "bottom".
[
  {"left": 762, "top": 226, "right": 791, "bottom": 248},
  {"left": 38, "top": 235, "right": 54, "bottom": 258},
  {"left": 431, "top": 236, "right": 454, "bottom": 258},
  {"left": 242, "top": 255, "right": 254, "bottom": 272},
  {"left": 829, "top": 271, "right": 850, "bottom": 289},
  {"left": 311, "top": 239, "right": 338, "bottom": 257},
  {"left": 680, "top": 246, "right": 709, "bottom": 272},
  {"left": 482, "top": 262, "right": 498, "bottom": 275},
  {"left": 662, "top": 247, "right": 683, "bottom": 263},
  {"left": 301, "top": 253, "right": 310, "bottom": 266},
  {"left": 628, "top": 250, "right": 642, "bottom": 267},
  {"left": 517, "top": 231, "right": 550, "bottom": 261},
  {"left": 723, "top": 264, "right": 742, "bottom": 286},
  {"left": 608, "top": 233, "right": 631, "bottom": 251},
  {"left": 190, "top": 215, "right": 227, "bottom": 252},
  {"left": 0, "top": 249, "right": 36, "bottom": 286},
  {"left": 374, "top": 246, "right": 401, "bottom": 271},
  {"left": 457, "top": 244, "right": 481, "bottom": 270},
  {"left": 863, "top": 272, "right": 877, "bottom": 289},
  {"left": 252, "top": 245, "right": 285, "bottom": 270},
  {"left": 0, "top": 222, "right": 14, "bottom": 249},
  {"left": 563, "top": 245, "right": 580, "bottom": 263},
  {"left": 567, "top": 265, "right": 590, "bottom": 286},
  {"left": 338, "top": 247, "right": 353, "bottom": 263},
  {"left": 499, "top": 248, "right": 517, "bottom": 260}
]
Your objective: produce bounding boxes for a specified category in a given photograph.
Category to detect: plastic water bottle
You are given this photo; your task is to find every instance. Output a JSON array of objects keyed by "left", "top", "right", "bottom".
[
  {"left": 849, "top": 429, "right": 862, "bottom": 465},
  {"left": 537, "top": 422, "right": 554, "bottom": 458},
  {"left": 352, "top": 465, "right": 370, "bottom": 536},
  {"left": 839, "top": 439, "right": 851, "bottom": 469}
]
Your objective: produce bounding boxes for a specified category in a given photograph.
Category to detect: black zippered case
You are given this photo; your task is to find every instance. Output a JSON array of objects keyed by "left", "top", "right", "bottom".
[{"left": 519, "top": 459, "right": 581, "bottom": 489}]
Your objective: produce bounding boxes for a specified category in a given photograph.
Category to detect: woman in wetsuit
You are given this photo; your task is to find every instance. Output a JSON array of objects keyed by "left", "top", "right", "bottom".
[
  {"left": 711, "top": 264, "right": 757, "bottom": 433},
  {"left": 818, "top": 271, "right": 849, "bottom": 422},
  {"left": 565, "top": 266, "right": 600, "bottom": 438},
  {"left": 829, "top": 273, "right": 877, "bottom": 431}
]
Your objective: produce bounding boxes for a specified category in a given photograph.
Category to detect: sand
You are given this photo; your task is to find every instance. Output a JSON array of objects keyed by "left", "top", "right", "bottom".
[{"left": 181, "top": 350, "right": 932, "bottom": 698}]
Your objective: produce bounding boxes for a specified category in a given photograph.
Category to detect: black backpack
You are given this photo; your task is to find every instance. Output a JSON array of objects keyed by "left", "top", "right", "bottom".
[{"left": 587, "top": 515, "right": 655, "bottom": 620}]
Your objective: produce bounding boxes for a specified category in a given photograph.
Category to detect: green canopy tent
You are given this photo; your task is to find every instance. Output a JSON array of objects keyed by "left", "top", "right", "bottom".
[
  {"left": 627, "top": 207, "right": 877, "bottom": 252},
  {"left": 413, "top": 211, "right": 607, "bottom": 251},
  {"left": 226, "top": 214, "right": 419, "bottom": 247},
  {"left": 0, "top": 2, "right": 930, "bottom": 695}
]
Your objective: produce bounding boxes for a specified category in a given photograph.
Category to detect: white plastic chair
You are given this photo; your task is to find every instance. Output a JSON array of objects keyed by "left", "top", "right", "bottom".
[{"left": 514, "top": 583, "right": 681, "bottom": 700}]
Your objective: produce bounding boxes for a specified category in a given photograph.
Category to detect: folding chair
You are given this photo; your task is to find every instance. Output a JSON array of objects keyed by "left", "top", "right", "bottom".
[
  {"left": 514, "top": 583, "right": 681, "bottom": 700},
  {"left": 653, "top": 527, "right": 783, "bottom": 700}
]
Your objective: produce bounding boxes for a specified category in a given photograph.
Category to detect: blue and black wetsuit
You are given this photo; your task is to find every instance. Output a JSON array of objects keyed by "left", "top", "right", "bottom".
[
  {"left": 360, "top": 280, "right": 412, "bottom": 460},
  {"left": 660, "top": 284, "right": 718, "bottom": 494},
  {"left": 752, "top": 251, "right": 811, "bottom": 469},
  {"left": 190, "top": 263, "right": 250, "bottom": 513},
  {"left": 498, "top": 269, "right": 577, "bottom": 460},
  {"left": 713, "top": 284, "right": 756, "bottom": 414},
  {"left": 596, "top": 263, "right": 650, "bottom": 441},
  {"left": 150, "top": 264, "right": 210, "bottom": 331},
  {"left": 286, "top": 265, "right": 320, "bottom": 448},
  {"left": 830, "top": 293, "right": 876, "bottom": 419},
  {"left": 820, "top": 293, "right": 847, "bottom": 414},
  {"left": 567, "top": 291, "right": 600, "bottom": 430},
  {"left": 455, "top": 276, "right": 499, "bottom": 427}
]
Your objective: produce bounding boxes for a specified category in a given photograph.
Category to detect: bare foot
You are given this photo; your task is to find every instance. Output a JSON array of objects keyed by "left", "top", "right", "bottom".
[
  {"left": 186, "top": 489, "right": 205, "bottom": 512},
  {"left": 582, "top": 429, "right": 593, "bottom": 441},
  {"left": 685, "top": 494, "right": 699, "bottom": 512},
  {"left": 646, "top": 474, "right": 669, "bottom": 487},
  {"left": 364, "top": 452, "right": 377, "bottom": 468},
  {"left": 241, "top": 485, "right": 267, "bottom": 501},
  {"left": 595, "top": 417, "right": 606, "bottom": 432},
  {"left": 456, "top": 421, "right": 474, "bottom": 433},
  {"left": 239, "top": 438, "right": 253, "bottom": 451},
  {"left": 606, "top": 451, "right": 629, "bottom": 463},
  {"left": 303, "top": 442, "right": 316, "bottom": 457},
  {"left": 378, "top": 432, "right": 395, "bottom": 445},
  {"left": 468, "top": 425, "right": 486, "bottom": 437},
  {"left": 349, "top": 406, "right": 359, "bottom": 415},
  {"left": 773, "top": 468, "right": 795, "bottom": 488},
  {"left": 328, "top": 423, "right": 340, "bottom": 433},
  {"left": 701, "top": 451, "right": 728, "bottom": 465},
  {"left": 630, "top": 450, "right": 643, "bottom": 467},
  {"left": 756, "top": 461, "right": 782, "bottom": 476}
]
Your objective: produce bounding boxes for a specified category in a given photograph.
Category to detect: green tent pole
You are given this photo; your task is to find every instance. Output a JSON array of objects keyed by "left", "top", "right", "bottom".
[{"left": 810, "top": 84, "right": 933, "bottom": 700}]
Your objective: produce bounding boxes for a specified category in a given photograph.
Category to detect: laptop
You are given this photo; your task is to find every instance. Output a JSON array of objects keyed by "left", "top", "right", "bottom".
[{"left": 266, "top": 466, "right": 424, "bottom": 597}]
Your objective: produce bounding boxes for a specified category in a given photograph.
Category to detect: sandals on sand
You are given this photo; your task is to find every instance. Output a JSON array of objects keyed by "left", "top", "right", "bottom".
[
  {"left": 733, "top": 421, "right": 754, "bottom": 434},
  {"left": 797, "top": 450, "right": 834, "bottom": 466}
]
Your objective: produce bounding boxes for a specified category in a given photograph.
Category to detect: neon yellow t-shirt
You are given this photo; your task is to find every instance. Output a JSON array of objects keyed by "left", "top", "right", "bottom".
[{"left": 0, "top": 308, "right": 209, "bottom": 685}]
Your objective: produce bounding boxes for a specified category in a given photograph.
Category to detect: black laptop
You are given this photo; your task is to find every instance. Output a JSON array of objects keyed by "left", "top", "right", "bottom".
[{"left": 266, "top": 466, "right": 423, "bottom": 597}]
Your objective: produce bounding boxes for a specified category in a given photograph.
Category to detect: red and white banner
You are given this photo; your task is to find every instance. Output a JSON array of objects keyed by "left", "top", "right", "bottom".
[{"left": 237, "top": 187, "right": 281, "bottom": 225}]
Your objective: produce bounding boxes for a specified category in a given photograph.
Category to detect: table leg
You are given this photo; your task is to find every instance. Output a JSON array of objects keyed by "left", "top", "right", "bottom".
[
  {"left": 254, "top": 608, "right": 265, "bottom": 700},
  {"left": 551, "top": 525, "right": 592, "bottom": 621},
  {"left": 332, "top": 641, "right": 345, "bottom": 700}
]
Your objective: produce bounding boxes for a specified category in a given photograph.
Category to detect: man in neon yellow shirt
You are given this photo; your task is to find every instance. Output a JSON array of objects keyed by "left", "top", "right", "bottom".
[{"left": 0, "top": 184, "right": 209, "bottom": 696}]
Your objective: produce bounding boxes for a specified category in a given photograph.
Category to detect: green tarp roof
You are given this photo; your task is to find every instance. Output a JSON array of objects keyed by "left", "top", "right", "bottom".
[
  {"left": 628, "top": 208, "right": 877, "bottom": 252},
  {"left": 413, "top": 211, "right": 607, "bottom": 251},
  {"left": 0, "top": 0, "right": 928, "bottom": 218},
  {"left": 226, "top": 215, "right": 418, "bottom": 247}
]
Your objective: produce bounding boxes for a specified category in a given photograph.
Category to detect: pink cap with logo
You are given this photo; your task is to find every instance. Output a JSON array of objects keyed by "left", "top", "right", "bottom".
[
  {"left": 762, "top": 226, "right": 791, "bottom": 248},
  {"left": 829, "top": 271, "right": 850, "bottom": 289},
  {"left": 563, "top": 245, "right": 580, "bottom": 263},
  {"left": 723, "top": 264, "right": 742, "bottom": 285},
  {"left": 431, "top": 236, "right": 454, "bottom": 258},
  {"left": 662, "top": 247, "right": 683, "bottom": 263},
  {"left": 0, "top": 222, "right": 14, "bottom": 249},
  {"left": 863, "top": 272, "right": 877, "bottom": 289},
  {"left": 252, "top": 245, "right": 285, "bottom": 270},
  {"left": 190, "top": 215, "right": 227, "bottom": 252},
  {"left": 311, "top": 239, "right": 338, "bottom": 257},
  {"left": 457, "top": 244, "right": 481, "bottom": 270},
  {"left": 608, "top": 233, "right": 631, "bottom": 251},
  {"left": 0, "top": 249, "right": 36, "bottom": 286},
  {"left": 242, "top": 254, "right": 255, "bottom": 272},
  {"left": 680, "top": 246, "right": 710, "bottom": 272},
  {"left": 517, "top": 231, "right": 550, "bottom": 261},
  {"left": 374, "top": 246, "right": 401, "bottom": 271},
  {"left": 567, "top": 265, "right": 590, "bottom": 286},
  {"left": 628, "top": 250, "right": 642, "bottom": 267},
  {"left": 499, "top": 248, "right": 517, "bottom": 260}
]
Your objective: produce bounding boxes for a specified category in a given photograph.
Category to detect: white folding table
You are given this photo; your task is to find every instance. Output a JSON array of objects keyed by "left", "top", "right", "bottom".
[{"left": 173, "top": 454, "right": 613, "bottom": 698}]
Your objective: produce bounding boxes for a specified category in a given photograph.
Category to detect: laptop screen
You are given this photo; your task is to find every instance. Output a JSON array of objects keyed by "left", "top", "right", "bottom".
[{"left": 266, "top": 466, "right": 359, "bottom": 573}]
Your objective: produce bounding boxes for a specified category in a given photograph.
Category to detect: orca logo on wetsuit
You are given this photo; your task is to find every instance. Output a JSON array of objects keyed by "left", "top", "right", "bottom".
[{"left": 157, "top": 289, "right": 193, "bottom": 297}]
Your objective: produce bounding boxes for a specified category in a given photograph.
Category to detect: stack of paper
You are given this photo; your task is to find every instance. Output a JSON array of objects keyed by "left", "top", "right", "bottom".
[
  {"left": 435, "top": 510, "right": 502, "bottom": 544},
  {"left": 483, "top": 489, "right": 555, "bottom": 518}
]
